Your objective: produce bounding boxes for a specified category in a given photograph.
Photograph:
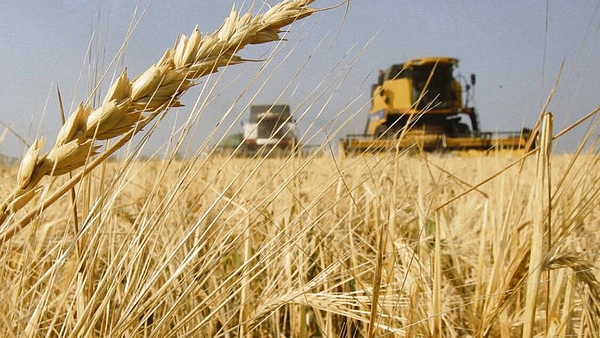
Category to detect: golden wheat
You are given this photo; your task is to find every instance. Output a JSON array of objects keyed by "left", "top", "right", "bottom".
[
  {"left": 0, "top": 0, "right": 317, "bottom": 229},
  {"left": 1, "top": 1, "right": 599, "bottom": 337}
]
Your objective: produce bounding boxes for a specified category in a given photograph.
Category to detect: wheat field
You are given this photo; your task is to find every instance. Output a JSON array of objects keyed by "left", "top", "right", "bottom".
[
  {"left": 1, "top": 148, "right": 599, "bottom": 337},
  {"left": 1, "top": 0, "right": 599, "bottom": 337}
]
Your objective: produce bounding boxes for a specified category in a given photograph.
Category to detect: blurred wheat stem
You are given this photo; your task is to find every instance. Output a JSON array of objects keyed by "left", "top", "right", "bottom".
[
  {"left": 0, "top": 0, "right": 317, "bottom": 231},
  {"left": 523, "top": 112, "right": 553, "bottom": 338}
]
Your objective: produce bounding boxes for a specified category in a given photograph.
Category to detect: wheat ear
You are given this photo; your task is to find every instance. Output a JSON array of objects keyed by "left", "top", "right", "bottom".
[{"left": 0, "top": 0, "right": 317, "bottom": 228}]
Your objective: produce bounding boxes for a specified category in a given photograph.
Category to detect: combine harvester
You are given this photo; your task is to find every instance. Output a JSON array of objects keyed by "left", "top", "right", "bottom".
[
  {"left": 239, "top": 104, "right": 298, "bottom": 156},
  {"left": 339, "top": 57, "right": 534, "bottom": 157}
]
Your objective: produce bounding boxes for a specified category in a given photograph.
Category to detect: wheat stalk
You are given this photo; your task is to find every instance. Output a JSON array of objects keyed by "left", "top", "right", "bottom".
[
  {"left": 0, "top": 0, "right": 317, "bottom": 230},
  {"left": 523, "top": 112, "right": 553, "bottom": 338}
]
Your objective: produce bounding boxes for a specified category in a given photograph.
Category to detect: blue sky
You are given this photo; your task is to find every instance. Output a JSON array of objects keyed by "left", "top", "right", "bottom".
[{"left": 0, "top": 0, "right": 598, "bottom": 157}]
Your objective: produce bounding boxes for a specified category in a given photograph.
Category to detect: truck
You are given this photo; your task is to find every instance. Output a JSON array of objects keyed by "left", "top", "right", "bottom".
[{"left": 339, "top": 57, "right": 533, "bottom": 156}]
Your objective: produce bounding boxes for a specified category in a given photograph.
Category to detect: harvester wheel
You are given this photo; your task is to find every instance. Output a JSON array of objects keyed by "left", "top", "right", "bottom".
[
  {"left": 375, "top": 125, "right": 389, "bottom": 138},
  {"left": 456, "top": 123, "right": 471, "bottom": 137}
]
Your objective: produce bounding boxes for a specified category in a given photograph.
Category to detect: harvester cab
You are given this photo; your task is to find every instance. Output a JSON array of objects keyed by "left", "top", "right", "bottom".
[
  {"left": 241, "top": 104, "right": 298, "bottom": 155},
  {"left": 340, "top": 57, "right": 532, "bottom": 156},
  {"left": 368, "top": 57, "right": 478, "bottom": 139}
]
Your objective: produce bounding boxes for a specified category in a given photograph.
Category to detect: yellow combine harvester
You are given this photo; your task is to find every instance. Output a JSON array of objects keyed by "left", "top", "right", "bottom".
[{"left": 339, "top": 57, "right": 533, "bottom": 156}]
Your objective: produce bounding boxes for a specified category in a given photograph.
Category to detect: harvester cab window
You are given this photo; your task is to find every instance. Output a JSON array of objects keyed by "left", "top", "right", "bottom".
[
  {"left": 412, "top": 64, "right": 456, "bottom": 110},
  {"left": 386, "top": 64, "right": 405, "bottom": 81}
]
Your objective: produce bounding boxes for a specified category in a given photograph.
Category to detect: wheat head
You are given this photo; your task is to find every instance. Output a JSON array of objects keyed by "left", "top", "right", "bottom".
[{"left": 0, "top": 0, "right": 317, "bottom": 230}]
